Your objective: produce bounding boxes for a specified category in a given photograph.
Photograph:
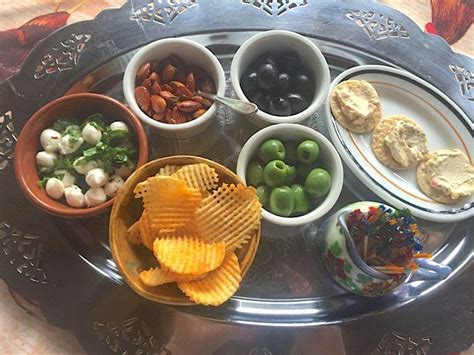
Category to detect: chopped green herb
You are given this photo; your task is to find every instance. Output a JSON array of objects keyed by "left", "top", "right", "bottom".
[
  {"left": 82, "top": 113, "right": 106, "bottom": 131},
  {"left": 63, "top": 125, "right": 82, "bottom": 148},
  {"left": 52, "top": 118, "right": 77, "bottom": 134}
]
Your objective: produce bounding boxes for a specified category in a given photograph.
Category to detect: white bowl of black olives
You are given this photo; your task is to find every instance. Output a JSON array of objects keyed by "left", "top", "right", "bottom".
[
  {"left": 236, "top": 124, "right": 344, "bottom": 226},
  {"left": 230, "top": 30, "right": 330, "bottom": 126}
]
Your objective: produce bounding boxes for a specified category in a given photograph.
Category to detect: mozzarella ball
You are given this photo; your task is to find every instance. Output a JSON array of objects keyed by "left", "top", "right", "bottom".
[
  {"left": 82, "top": 123, "right": 102, "bottom": 145},
  {"left": 109, "top": 121, "right": 129, "bottom": 132},
  {"left": 104, "top": 175, "right": 124, "bottom": 197},
  {"left": 85, "top": 168, "right": 109, "bottom": 187},
  {"left": 45, "top": 178, "right": 65, "bottom": 200},
  {"left": 64, "top": 185, "right": 85, "bottom": 208},
  {"left": 54, "top": 170, "right": 76, "bottom": 187},
  {"left": 58, "top": 134, "right": 84, "bottom": 155},
  {"left": 36, "top": 151, "right": 57, "bottom": 167},
  {"left": 115, "top": 163, "right": 135, "bottom": 178},
  {"left": 40, "top": 129, "right": 61, "bottom": 152},
  {"left": 73, "top": 158, "right": 98, "bottom": 175},
  {"left": 84, "top": 187, "right": 107, "bottom": 207}
]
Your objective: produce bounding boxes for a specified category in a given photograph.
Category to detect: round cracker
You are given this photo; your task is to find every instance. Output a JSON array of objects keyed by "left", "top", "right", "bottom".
[
  {"left": 371, "top": 115, "right": 427, "bottom": 170},
  {"left": 416, "top": 156, "right": 458, "bottom": 204},
  {"left": 330, "top": 80, "right": 381, "bottom": 133}
]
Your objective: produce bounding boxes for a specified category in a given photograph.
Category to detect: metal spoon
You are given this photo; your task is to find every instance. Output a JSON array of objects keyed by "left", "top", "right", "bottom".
[{"left": 197, "top": 91, "right": 258, "bottom": 116}]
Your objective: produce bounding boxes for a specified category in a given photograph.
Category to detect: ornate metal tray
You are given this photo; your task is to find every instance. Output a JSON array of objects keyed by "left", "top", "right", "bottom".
[{"left": 0, "top": 1, "right": 472, "bottom": 353}]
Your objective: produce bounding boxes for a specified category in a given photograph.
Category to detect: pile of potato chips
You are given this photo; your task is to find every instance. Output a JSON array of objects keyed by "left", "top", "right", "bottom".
[{"left": 126, "top": 163, "right": 261, "bottom": 306}]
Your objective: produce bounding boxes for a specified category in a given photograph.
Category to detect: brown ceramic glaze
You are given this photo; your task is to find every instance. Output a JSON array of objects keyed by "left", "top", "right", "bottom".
[
  {"left": 109, "top": 156, "right": 261, "bottom": 306},
  {"left": 13, "top": 93, "right": 149, "bottom": 218}
]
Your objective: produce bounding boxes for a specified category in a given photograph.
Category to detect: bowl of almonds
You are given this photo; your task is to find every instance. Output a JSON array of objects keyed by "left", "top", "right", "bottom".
[{"left": 123, "top": 38, "right": 226, "bottom": 139}]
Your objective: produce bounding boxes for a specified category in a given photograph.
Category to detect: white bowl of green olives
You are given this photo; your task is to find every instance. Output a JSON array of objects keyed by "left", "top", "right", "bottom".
[
  {"left": 236, "top": 124, "right": 343, "bottom": 226},
  {"left": 230, "top": 30, "right": 330, "bottom": 126}
]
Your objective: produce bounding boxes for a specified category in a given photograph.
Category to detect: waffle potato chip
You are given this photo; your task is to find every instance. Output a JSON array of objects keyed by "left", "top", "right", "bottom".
[
  {"left": 139, "top": 267, "right": 207, "bottom": 286},
  {"left": 178, "top": 252, "right": 242, "bottom": 306},
  {"left": 153, "top": 237, "right": 225, "bottom": 275},
  {"left": 171, "top": 164, "right": 219, "bottom": 196},
  {"left": 127, "top": 220, "right": 142, "bottom": 245},
  {"left": 195, "top": 184, "right": 261, "bottom": 251},
  {"left": 156, "top": 165, "right": 180, "bottom": 176},
  {"left": 134, "top": 176, "right": 202, "bottom": 233}
]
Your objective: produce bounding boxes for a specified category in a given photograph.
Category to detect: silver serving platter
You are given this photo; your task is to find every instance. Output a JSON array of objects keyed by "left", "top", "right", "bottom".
[
  {"left": 64, "top": 30, "right": 474, "bottom": 325},
  {"left": 0, "top": 1, "right": 472, "bottom": 353}
]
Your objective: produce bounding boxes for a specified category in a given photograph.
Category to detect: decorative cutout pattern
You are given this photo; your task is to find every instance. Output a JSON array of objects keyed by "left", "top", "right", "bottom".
[
  {"left": 372, "top": 330, "right": 433, "bottom": 355},
  {"left": 0, "top": 111, "right": 16, "bottom": 172},
  {"left": 242, "top": 0, "right": 308, "bottom": 17},
  {"left": 449, "top": 65, "right": 474, "bottom": 101},
  {"left": 0, "top": 222, "right": 47, "bottom": 284},
  {"left": 34, "top": 33, "right": 92, "bottom": 79},
  {"left": 130, "top": 0, "right": 198, "bottom": 25},
  {"left": 346, "top": 11, "right": 410, "bottom": 40},
  {"left": 93, "top": 317, "right": 170, "bottom": 354},
  {"left": 248, "top": 347, "right": 273, "bottom": 355}
]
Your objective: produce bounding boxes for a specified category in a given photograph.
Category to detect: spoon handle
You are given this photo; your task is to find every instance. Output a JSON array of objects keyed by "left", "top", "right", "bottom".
[{"left": 197, "top": 91, "right": 258, "bottom": 116}]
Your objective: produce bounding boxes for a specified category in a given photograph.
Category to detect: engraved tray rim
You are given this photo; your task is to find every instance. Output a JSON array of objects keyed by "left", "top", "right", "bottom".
[{"left": 0, "top": 1, "right": 473, "bottom": 353}]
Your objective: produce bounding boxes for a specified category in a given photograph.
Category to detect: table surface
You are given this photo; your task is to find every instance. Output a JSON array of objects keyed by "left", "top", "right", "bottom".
[{"left": 0, "top": 1, "right": 472, "bottom": 354}]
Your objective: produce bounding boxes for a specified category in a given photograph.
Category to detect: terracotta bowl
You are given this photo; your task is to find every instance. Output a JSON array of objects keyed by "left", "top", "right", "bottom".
[
  {"left": 109, "top": 156, "right": 261, "bottom": 306},
  {"left": 14, "top": 93, "right": 149, "bottom": 218}
]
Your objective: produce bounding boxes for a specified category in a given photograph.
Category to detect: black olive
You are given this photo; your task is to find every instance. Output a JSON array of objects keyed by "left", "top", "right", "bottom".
[
  {"left": 268, "top": 96, "right": 291, "bottom": 116},
  {"left": 291, "top": 72, "right": 314, "bottom": 94},
  {"left": 257, "top": 54, "right": 277, "bottom": 69},
  {"left": 271, "top": 73, "right": 291, "bottom": 95},
  {"left": 257, "top": 63, "right": 278, "bottom": 90},
  {"left": 276, "top": 52, "right": 300, "bottom": 74},
  {"left": 252, "top": 91, "right": 272, "bottom": 111},
  {"left": 286, "top": 92, "right": 309, "bottom": 114},
  {"left": 241, "top": 70, "right": 258, "bottom": 97}
]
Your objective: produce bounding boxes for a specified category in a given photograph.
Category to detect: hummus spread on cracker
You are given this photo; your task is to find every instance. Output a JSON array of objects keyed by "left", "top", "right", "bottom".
[
  {"left": 425, "top": 149, "right": 474, "bottom": 200},
  {"left": 384, "top": 120, "right": 428, "bottom": 168},
  {"left": 330, "top": 80, "right": 381, "bottom": 133}
]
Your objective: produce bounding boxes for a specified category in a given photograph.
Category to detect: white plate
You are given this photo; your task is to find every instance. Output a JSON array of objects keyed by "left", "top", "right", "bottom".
[{"left": 326, "top": 65, "right": 474, "bottom": 222}]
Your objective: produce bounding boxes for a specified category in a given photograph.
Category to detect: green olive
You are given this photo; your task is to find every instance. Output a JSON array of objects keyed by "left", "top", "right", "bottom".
[
  {"left": 257, "top": 139, "right": 285, "bottom": 163},
  {"left": 256, "top": 184, "right": 271, "bottom": 209},
  {"left": 263, "top": 160, "right": 287, "bottom": 188},
  {"left": 296, "top": 163, "right": 317, "bottom": 182},
  {"left": 284, "top": 164, "right": 296, "bottom": 186},
  {"left": 269, "top": 186, "right": 294, "bottom": 217},
  {"left": 284, "top": 141, "right": 298, "bottom": 164},
  {"left": 291, "top": 184, "right": 311, "bottom": 216},
  {"left": 246, "top": 160, "right": 264, "bottom": 187},
  {"left": 304, "top": 168, "right": 331, "bottom": 198},
  {"left": 297, "top": 140, "right": 320, "bottom": 164}
]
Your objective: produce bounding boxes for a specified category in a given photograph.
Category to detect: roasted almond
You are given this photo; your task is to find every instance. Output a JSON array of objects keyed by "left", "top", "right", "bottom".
[
  {"left": 141, "top": 78, "right": 152, "bottom": 90},
  {"left": 177, "top": 100, "right": 202, "bottom": 112},
  {"left": 165, "top": 108, "right": 172, "bottom": 122},
  {"left": 192, "top": 108, "right": 207, "bottom": 119},
  {"left": 152, "top": 112, "right": 166, "bottom": 122},
  {"left": 199, "top": 80, "right": 216, "bottom": 94},
  {"left": 170, "top": 81, "right": 193, "bottom": 98},
  {"left": 192, "top": 95, "right": 212, "bottom": 108},
  {"left": 186, "top": 72, "right": 196, "bottom": 93},
  {"left": 170, "top": 106, "right": 187, "bottom": 124},
  {"left": 151, "top": 81, "right": 161, "bottom": 94},
  {"left": 148, "top": 72, "right": 160, "bottom": 83},
  {"left": 162, "top": 64, "right": 176, "bottom": 83},
  {"left": 161, "top": 84, "right": 173, "bottom": 92},
  {"left": 159, "top": 91, "right": 178, "bottom": 106},
  {"left": 136, "top": 62, "right": 151, "bottom": 82},
  {"left": 135, "top": 86, "right": 151, "bottom": 112},
  {"left": 151, "top": 95, "right": 167, "bottom": 113}
]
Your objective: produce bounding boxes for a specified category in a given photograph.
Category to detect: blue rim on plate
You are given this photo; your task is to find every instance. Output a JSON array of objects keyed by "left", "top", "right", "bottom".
[{"left": 326, "top": 65, "right": 474, "bottom": 222}]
